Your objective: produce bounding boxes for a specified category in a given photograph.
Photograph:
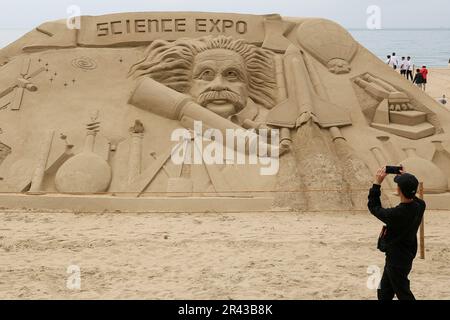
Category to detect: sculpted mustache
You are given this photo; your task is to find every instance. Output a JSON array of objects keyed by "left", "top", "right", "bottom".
[{"left": 197, "top": 90, "right": 245, "bottom": 108}]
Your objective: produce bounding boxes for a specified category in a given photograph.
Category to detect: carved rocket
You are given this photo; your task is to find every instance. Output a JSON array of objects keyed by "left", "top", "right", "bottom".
[{"left": 267, "top": 45, "right": 352, "bottom": 129}]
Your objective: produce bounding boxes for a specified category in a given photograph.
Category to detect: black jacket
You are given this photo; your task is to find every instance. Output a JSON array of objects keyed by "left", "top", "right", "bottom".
[
  {"left": 368, "top": 184, "right": 426, "bottom": 267},
  {"left": 413, "top": 73, "right": 424, "bottom": 84}
]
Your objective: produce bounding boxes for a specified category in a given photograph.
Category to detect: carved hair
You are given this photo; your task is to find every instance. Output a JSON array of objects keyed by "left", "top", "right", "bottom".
[{"left": 129, "top": 36, "right": 277, "bottom": 109}]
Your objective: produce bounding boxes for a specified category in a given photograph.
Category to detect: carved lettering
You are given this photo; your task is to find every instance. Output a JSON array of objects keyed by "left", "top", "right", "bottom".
[
  {"left": 97, "top": 23, "right": 109, "bottom": 37},
  {"left": 236, "top": 21, "right": 247, "bottom": 34},
  {"left": 95, "top": 17, "right": 249, "bottom": 37},
  {"left": 195, "top": 19, "right": 207, "bottom": 32},
  {"left": 135, "top": 19, "right": 146, "bottom": 33},
  {"left": 111, "top": 21, "right": 122, "bottom": 35},
  {"left": 148, "top": 19, "right": 159, "bottom": 32},
  {"left": 222, "top": 20, "right": 233, "bottom": 31},
  {"left": 174, "top": 18, "right": 186, "bottom": 32},
  {"left": 161, "top": 19, "right": 172, "bottom": 32},
  {"left": 209, "top": 19, "right": 221, "bottom": 32},
  {"left": 126, "top": 19, "right": 131, "bottom": 33}
]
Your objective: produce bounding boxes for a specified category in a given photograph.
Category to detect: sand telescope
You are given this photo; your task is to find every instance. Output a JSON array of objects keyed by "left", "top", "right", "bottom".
[
  {"left": 129, "top": 77, "right": 245, "bottom": 132},
  {"left": 129, "top": 77, "right": 279, "bottom": 157}
]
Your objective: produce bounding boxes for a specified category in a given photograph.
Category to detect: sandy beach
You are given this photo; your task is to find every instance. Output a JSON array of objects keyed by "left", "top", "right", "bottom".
[
  {"left": 0, "top": 69, "right": 449, "bottom": 300},
  {"left": 428, "top": 68, "right": 450, "bottom": 103},
  {"left": 0, "top": 208, "right": 449, "bottom": 300}
]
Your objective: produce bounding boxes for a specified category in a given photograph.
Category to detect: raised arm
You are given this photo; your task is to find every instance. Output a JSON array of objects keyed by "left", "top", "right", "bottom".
[{"left": 367, "top": 167, "right": 397, "bottom": 224}]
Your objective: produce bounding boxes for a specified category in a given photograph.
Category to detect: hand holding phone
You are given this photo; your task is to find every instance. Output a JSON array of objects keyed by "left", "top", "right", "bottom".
[{"left": 385, "top": 165, "right": 403, "bottom": 175}]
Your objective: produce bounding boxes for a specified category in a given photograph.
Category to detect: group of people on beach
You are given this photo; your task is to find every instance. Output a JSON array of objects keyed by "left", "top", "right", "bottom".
[
  {"left": 386, "top": 53, "right": 429, "bottom": 91},
  {"left": 412, "top": 65, "right": 429, "bottom": 91}
]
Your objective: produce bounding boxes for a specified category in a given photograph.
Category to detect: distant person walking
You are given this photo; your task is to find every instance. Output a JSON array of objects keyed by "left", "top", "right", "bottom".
[
  {"left": 386, "top": 55, "right": 392, "bottom": 66},
  {"left": 420, "top": 66, "right": 429, "bottom": 91},
  {"left": 406, "top": 57, "right": 414, "bottom": 81},
  {"left": 391, "top": 53, "right": 399, "bottom": 70},
  {"left": 386, "top": 54, "right": 398, "bottom": 70},
  {"left": 413, "top": 69, "right": 424, "bottom": 90},
  {"left": 400, "top": 57, "right": 408, "bottom": 77}
]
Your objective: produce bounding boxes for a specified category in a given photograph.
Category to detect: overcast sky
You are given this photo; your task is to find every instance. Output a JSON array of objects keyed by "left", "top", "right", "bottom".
[{"left": 0, "top": 0, "right": 449, "bottom": 30}]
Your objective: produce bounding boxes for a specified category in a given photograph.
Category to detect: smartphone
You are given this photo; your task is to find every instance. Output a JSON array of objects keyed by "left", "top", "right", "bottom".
[{"left": 386, "top": 165, "right": 403, "bottom": 175}]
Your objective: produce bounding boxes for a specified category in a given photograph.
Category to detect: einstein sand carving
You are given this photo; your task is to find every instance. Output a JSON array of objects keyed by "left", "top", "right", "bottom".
[{"left": 1, "top": 13, "right": 450, "bottom": 212}]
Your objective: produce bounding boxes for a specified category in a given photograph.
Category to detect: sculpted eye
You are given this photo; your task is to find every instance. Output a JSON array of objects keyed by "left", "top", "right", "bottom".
[
  {"left": 200, "top": 69, "right": 215, "bottom": 81},
  {"left": 225, "top": 70, "right": 239, "bottom": 80}
]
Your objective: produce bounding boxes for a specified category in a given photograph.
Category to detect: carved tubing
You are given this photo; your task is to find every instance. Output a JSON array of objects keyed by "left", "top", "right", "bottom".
[{"left": 128, "top": 133, "right": 143, "bottom": 184}]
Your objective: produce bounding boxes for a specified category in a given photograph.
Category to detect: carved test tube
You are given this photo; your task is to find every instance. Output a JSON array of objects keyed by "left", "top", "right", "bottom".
[
  {"left": 370, "top": 146, "right": 387, "bottom": 166},
  {"left": 84, "top": 119, "right": 100, "bottom": 152},
  {"left": 280, "top": 128, "right": 292, "bottom": 143},
  {"left": 274, "top": 54, "right": 287, "bottom": 102},
  {"left": 376, "top": 135, "right": 402, "bottom": 163},
  {"left": 274, "top": 55, "right": 291, "bottom": 150},
  {"left": 84, "top": 131, "right": 96, "bottom": 152},
  {"left": 403, "top": 147, "right": 417, "bottom": 158},
  {"left": 330, "top": 126, "right": 349, "bottom": 159},
  {"left": 329, "top": 126, "right": 345, "bottom": 142},
  {"left": 431, "top": 140, "right": 445, "bottom": 152},
  {"left": 29, "top": 130, "right": 55, "bottom": 193},
  {"left": 128, "top": 132, "right": 143, "bottom": 184}
]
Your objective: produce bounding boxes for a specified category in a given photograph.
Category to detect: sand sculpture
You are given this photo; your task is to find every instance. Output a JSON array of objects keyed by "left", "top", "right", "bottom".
[{"left": 1, "top": 12, "right": 450, "bottom": 212}]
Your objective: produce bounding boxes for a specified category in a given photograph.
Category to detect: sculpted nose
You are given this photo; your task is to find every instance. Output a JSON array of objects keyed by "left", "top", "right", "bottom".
[{"left": 209, "top": 74, "right": 227, "bottom": 90}]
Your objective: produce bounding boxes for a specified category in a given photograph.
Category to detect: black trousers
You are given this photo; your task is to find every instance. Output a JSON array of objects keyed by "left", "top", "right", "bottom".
[
  {"left": 378, "top": 264, "right": 415, "bottom": 300},
  {"left": 407, "top": 70, "right": 413, "bottom": 81}
]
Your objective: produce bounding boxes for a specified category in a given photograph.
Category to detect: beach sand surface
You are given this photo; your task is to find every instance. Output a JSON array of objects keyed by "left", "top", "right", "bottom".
[
  {"left": 428, "top": 68, "right": 450, "bottom": 102},
  {"left": 0, "top": 209, "right": 449, "bottom": 300}
]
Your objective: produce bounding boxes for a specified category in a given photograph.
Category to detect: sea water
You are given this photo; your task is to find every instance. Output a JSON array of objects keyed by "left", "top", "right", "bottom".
[
  {"left": 0, "top": 28, "right": 449, "bottom": 67},
  {"left": 349, "top": 29, "right": 450, "bottom": 67}
]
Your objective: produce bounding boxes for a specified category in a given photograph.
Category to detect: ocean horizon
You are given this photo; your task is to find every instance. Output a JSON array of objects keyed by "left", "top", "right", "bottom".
[
  {"left": 349, "top": 29, "right": 450, "bottom": 68},
  {"left": 1, "top": 27, "right": 449, "bottom": 67}
]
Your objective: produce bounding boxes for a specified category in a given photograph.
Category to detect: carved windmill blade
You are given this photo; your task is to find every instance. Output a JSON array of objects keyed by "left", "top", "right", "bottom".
[{"left": 0, "top": 57, "right": 45, "bottom": 111}]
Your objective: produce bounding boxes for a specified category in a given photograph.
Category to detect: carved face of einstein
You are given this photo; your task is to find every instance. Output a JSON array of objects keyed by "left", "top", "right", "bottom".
[
  {"left": 129, "top": 36, "right": 277, "bottom": 118},
  {"left": 189, "top": 49, "right": 249, "bottom": 118}
]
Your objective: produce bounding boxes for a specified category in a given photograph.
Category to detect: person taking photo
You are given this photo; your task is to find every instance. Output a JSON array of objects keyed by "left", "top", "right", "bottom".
[{"left": 368, "top": 168, "right": 425, "bottom": 300}]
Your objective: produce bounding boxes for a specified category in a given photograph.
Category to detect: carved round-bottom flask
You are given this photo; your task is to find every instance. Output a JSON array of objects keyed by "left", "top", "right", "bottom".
[{"left": 55, "top": 131, "right": 112, "bottom": 193}]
